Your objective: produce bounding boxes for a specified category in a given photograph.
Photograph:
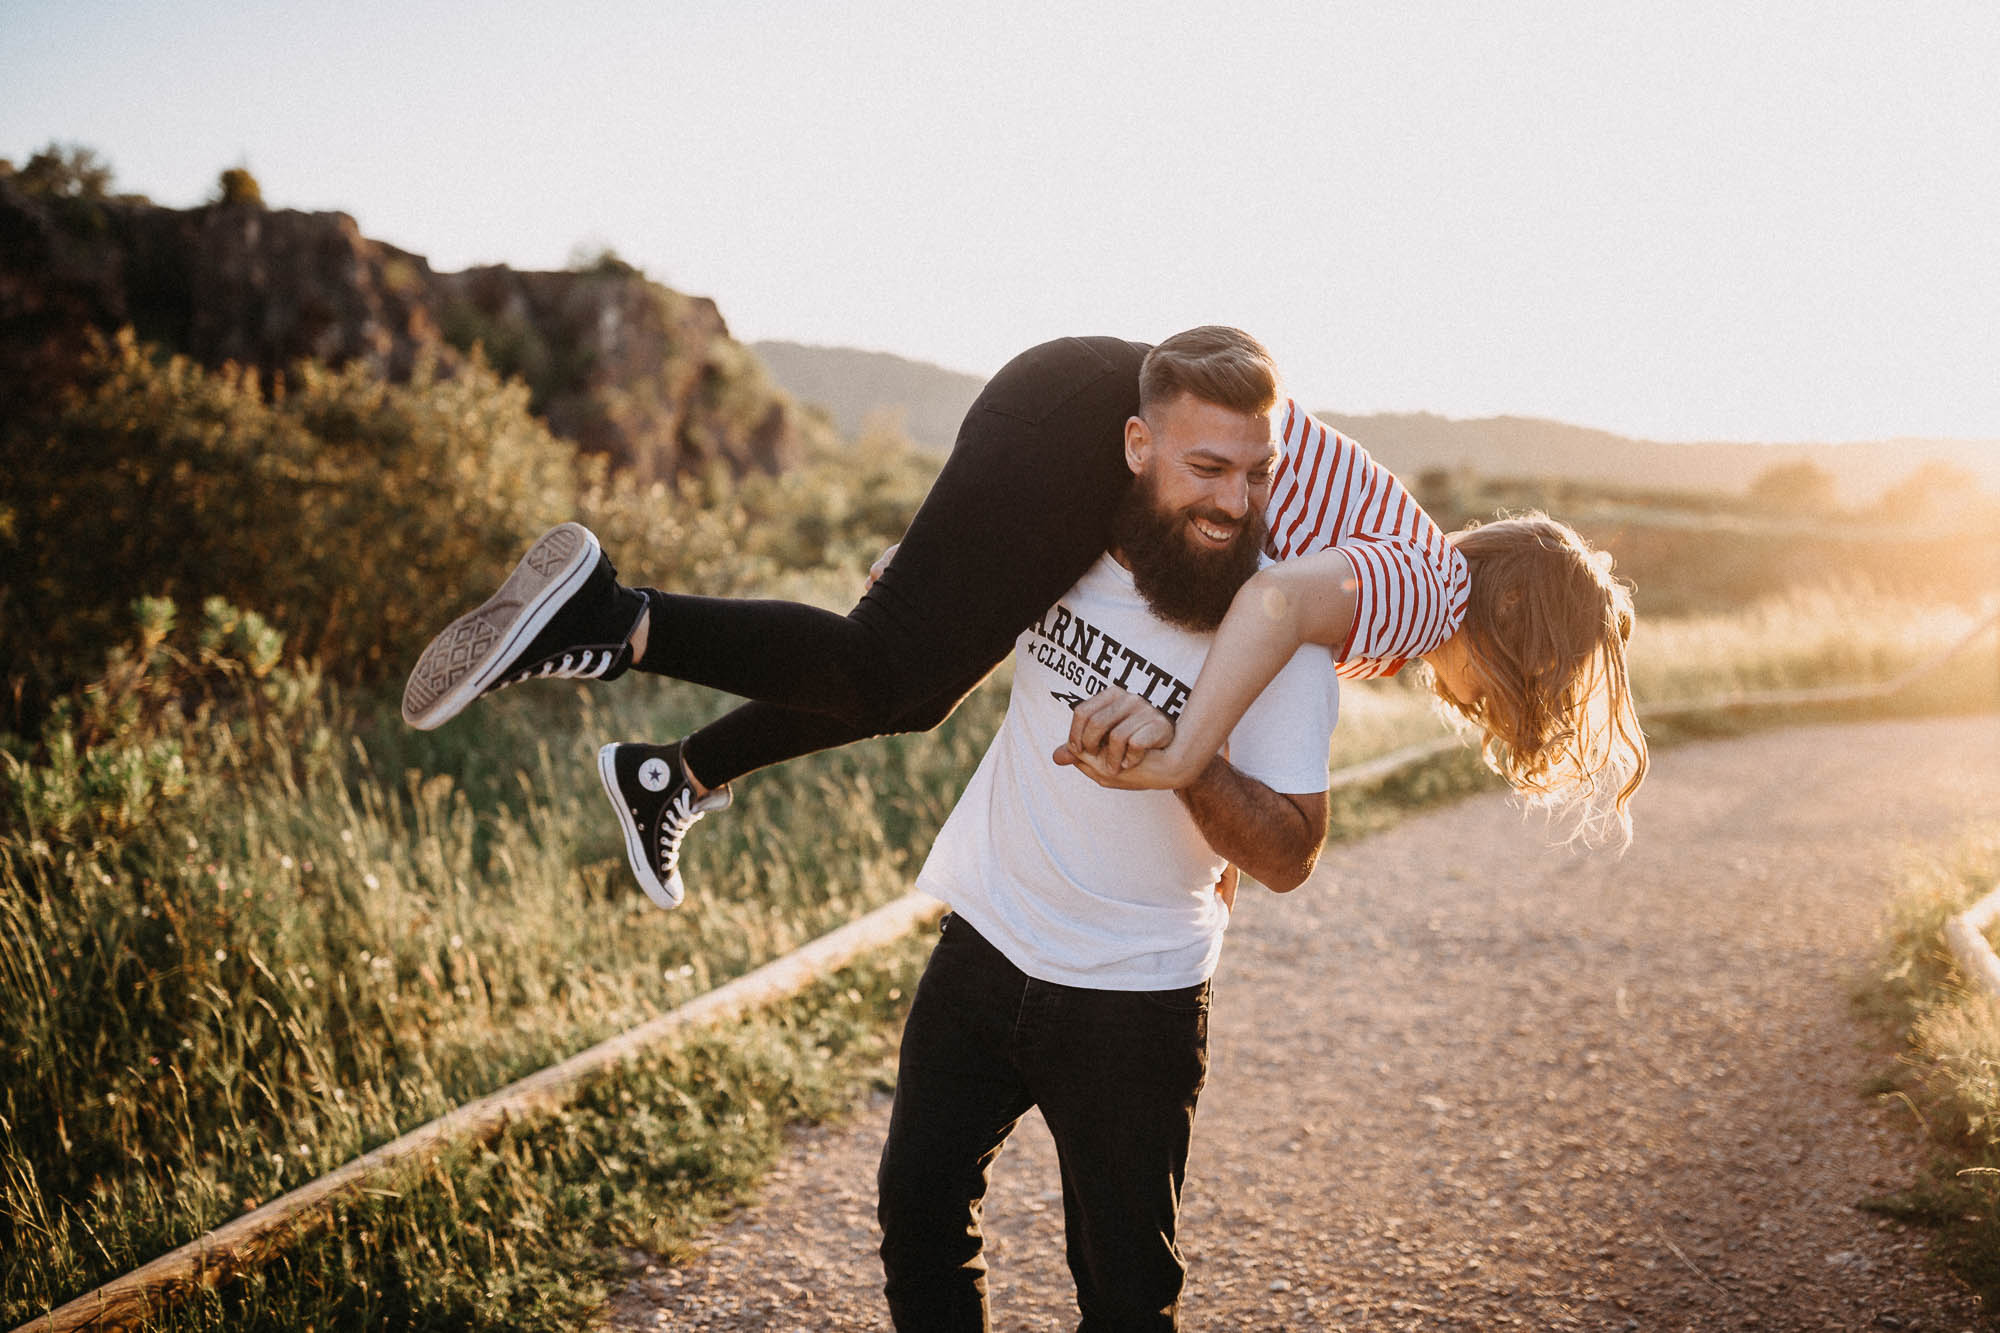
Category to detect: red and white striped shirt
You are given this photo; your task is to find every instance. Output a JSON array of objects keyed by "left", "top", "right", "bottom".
[{"left": 1265, "top": 400, "right": 1470, "bottom": 679}]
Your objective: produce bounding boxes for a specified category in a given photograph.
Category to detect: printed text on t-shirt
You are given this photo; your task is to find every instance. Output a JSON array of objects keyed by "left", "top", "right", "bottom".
[{"left": 1027, "top": 603, "right": 1195, "bottom": 719}]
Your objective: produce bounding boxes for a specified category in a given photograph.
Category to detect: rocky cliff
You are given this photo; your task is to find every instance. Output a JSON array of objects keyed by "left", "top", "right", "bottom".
[{"left": 0, "top": 177, "right": 821, "bottom": 479}]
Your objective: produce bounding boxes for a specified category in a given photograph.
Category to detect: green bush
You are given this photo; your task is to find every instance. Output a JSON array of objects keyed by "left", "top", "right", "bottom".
[{"left": 0, "top": 330, "right": 921, "bottom": 722}]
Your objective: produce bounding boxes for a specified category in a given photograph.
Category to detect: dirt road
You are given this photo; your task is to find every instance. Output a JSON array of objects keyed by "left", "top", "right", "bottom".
[{"left": 609, "top": 714, "right": 2000, "bottom": 1331}]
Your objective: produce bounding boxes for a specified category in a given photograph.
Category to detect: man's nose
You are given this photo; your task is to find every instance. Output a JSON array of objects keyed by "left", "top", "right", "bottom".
[{"left": 1211, "top": 474, "right": 1250, "bottom": 519}]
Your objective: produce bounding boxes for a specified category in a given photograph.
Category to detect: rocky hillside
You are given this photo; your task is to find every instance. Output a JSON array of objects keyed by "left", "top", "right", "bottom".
[{"left": 0, "top": 176, "right": 827, "bottom": 480}]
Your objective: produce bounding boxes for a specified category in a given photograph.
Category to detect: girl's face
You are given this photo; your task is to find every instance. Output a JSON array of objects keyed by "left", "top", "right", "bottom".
[{"left": 1426, "top": 632, "right": 1488, "bottom": 714}]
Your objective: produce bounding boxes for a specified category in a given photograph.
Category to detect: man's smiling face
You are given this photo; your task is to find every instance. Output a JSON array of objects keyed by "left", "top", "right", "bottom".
[
  {"left": 1122, "top": 391, "right": 1279, "bottom": 557},
  {"left": 1111, "top": 392, "right": 1278, "bottom": 631}
]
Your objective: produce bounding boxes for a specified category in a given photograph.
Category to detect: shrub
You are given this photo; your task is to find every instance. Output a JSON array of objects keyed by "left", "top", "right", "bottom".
[
  {"left": 0, "top": 330, "right": 848, "bottom": 721},
  {"left": 215, "top": 166, "right": 264, "bottom": 208},
  {"left": 6, "top": 142, "right": 114, "bottom": 201}
]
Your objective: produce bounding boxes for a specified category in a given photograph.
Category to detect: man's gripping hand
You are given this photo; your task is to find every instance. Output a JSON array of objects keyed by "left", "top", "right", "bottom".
[
  {"left": 1052, "top": 686, "right": 1181, "bottom": 789},
  {"left": 864, "top": 542, "right": 900, "bottom": 592}
]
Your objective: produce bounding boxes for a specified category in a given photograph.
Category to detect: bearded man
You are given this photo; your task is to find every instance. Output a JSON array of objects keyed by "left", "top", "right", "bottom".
[{"left": 876, "top": 330, "right": 1339, "bottom": 1332}]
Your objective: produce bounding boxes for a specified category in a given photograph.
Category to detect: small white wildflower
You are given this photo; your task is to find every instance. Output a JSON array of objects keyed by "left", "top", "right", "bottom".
[
  {"left": 362, "top": 873, "right": 381, "bottom": 890},
  {"left": 296, "top": 1144, "right": 310, "bottom": 1157},
  {"left": 449, "top": 934, "right": 463, "bottom": 951},
  {"left": 214, "top": 949, "right": 227, "bottom": 963},
  {"left": 454, "top": 984, "right": 471, "bottom": 1000},
  {"left": 279, "top": 855, "right": 295, "bottom": 870},
  {"left": 676, "top": 964, "right": 695, "bottom": 979},
  {"left": 358, "top": 950, "right": 371, "bottom": 963},
  {"left": 302, "top": 976, "right": 315, "bottom": 990}
]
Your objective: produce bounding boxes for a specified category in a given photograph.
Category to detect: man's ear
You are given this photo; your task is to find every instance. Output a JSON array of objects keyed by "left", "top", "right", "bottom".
[{"left": 1123, "top": 414, "right": 1150, "bottom": 477}]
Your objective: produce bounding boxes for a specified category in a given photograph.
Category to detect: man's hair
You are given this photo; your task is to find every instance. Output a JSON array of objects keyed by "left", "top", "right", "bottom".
[
  {"left": 1139, "top": 326, "right": 1281, "bottom": 418},
  {"left": 1432, "top": 512, "right": 1649, "bottom": 847}
]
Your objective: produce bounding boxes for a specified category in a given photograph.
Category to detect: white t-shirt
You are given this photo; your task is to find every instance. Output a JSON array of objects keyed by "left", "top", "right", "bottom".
[{"left": 915, "top": 553, "right": 1340, "bottom": 991}]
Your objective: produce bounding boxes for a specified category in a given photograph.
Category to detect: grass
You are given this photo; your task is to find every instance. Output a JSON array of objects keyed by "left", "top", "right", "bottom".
[
  {"left": 1627, "top": 587, "right": 1993, "bottom": 706},
  {"left": 0, "top": 604, "right": 997, "bottom": 1327},
  {"left": 25, "top": 939, "right": 931, "bottom": 1332},
  {"left": 3, "top": 580, "right": 1992, "bottom": 1329},
  {"left": 1856, "top": 826, "right": 2000, "bottom": 1313}
]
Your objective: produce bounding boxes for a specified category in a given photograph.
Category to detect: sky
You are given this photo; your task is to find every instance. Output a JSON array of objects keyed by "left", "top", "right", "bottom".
[{"left": 5, "top": 1, "right": 1998, "bottom": 445}]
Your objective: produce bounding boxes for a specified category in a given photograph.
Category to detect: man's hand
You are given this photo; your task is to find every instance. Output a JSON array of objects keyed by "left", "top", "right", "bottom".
[
  {"left": 865, "top": 542, "right": 900, "bottom": 592},
  {"left": 1215, "top": 862, "right": 1240, "bottom": 913},
  {"left": 1062, "top": 686, "right": 1174, "bottom": 773}
]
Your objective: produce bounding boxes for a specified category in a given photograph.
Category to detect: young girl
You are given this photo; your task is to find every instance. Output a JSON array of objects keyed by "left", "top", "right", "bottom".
[
  {"left": 1057, "top": 509, "right": 1649, "bottom": 847},
  {"left": 403, "top": 329, "right": 1645, "bottom": 906}
]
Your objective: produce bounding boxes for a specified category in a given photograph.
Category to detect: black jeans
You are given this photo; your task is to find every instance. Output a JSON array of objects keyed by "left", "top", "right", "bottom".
[
  {"left": 877, "top": 915, "right": 1210, "bottom": 1332},
  {"left": 636, "top": 336, "right": 1149, "bottom": 786}
]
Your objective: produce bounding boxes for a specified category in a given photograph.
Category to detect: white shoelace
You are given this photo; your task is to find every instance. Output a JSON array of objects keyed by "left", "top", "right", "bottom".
[
  {"left": 498, "top": 649, "right": 618, "bottom": 691},
  {"left": 656, "top": 788, "right": 707, "bottom": 867}
]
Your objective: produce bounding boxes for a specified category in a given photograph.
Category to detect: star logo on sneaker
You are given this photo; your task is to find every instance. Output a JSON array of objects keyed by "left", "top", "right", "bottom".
[{"left": 639, "top": 758, "right": 673, "bottom": 791}]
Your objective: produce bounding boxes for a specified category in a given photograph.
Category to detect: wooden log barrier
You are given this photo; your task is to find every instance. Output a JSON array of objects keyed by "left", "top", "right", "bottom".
[{"left": 1945, "top": 883, "right": 2000, "bottom": 1004}]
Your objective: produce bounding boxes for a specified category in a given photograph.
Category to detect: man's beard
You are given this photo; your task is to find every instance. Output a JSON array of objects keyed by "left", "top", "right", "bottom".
[{"left": 1110, "top": 474, "right": 1267, "bottom": 633}]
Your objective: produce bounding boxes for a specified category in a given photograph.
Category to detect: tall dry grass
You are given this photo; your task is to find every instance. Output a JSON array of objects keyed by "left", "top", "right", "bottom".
[{"left": 0, "top": 587, "right": 998, "bottom": 1324}]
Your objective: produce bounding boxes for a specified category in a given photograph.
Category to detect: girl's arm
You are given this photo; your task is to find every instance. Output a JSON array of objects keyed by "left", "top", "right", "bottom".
[{"left": 1059, "top": 549, "right": 1360, "bottom": 789}]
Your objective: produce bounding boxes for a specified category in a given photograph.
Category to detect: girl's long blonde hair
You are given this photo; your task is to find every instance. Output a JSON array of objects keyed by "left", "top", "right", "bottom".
[{"left": 1434, "top": 512, "right": 1649, "bottom": 846}]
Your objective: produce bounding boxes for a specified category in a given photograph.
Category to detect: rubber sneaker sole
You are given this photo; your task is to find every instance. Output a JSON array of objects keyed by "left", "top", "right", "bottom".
[
  {"left": 401, "top": 523, "right": 602, "bottom": 730},
  {"left": 597, "top": 743, "right": 684, "bottom": 910}
]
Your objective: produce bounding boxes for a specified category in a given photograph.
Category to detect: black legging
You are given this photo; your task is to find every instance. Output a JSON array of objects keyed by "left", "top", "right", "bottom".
[{"left": 636, "top": 336, "right": 1149, "bottom": 787}]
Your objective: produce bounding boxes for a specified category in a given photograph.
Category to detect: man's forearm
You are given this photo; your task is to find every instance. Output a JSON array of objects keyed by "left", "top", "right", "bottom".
[{"left": 1175, "top": 756, "right": 1327, "bottom": 893}]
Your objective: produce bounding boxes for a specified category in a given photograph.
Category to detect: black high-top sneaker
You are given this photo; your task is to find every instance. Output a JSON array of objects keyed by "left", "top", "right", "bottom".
[
  {"left": 402, "top": 523, "right": 647, "bottom": 730},
  {"left": 596, "top": 741, "right": 732, "bottom": 909}
]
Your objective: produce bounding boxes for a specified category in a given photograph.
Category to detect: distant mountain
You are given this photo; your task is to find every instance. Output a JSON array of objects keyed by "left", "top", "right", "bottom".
[
  {"left": 1318, "top": 412, "right": 2000, "bottom": 507},
  {"left": 750, "top": 340, "right": 1997, "bottom": 502},
  {"left": 751, "top": 341, "right": 983, "bottom": 452}
]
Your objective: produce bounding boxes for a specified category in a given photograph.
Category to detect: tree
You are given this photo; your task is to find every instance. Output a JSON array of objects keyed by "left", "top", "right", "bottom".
[
  {"left": 1874, "top": 460, "right": 1984, "bottom": 523},
  {"left": 8, "top": 142, "right": 114, "bottom": 200},
  {"left": 216, "top": 166, "right": 264, "bottom": 208},
  {"left": 566, "top": 242, "right": 640, "bottom": 278},
  {"left": 1746, "top": 459, "right": 1838, "bottom": 517}
]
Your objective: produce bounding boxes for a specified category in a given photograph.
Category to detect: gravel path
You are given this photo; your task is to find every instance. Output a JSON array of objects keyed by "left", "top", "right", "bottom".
[{"left": 608, "top": 714, "right": 2000, "bottom": 1332}]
